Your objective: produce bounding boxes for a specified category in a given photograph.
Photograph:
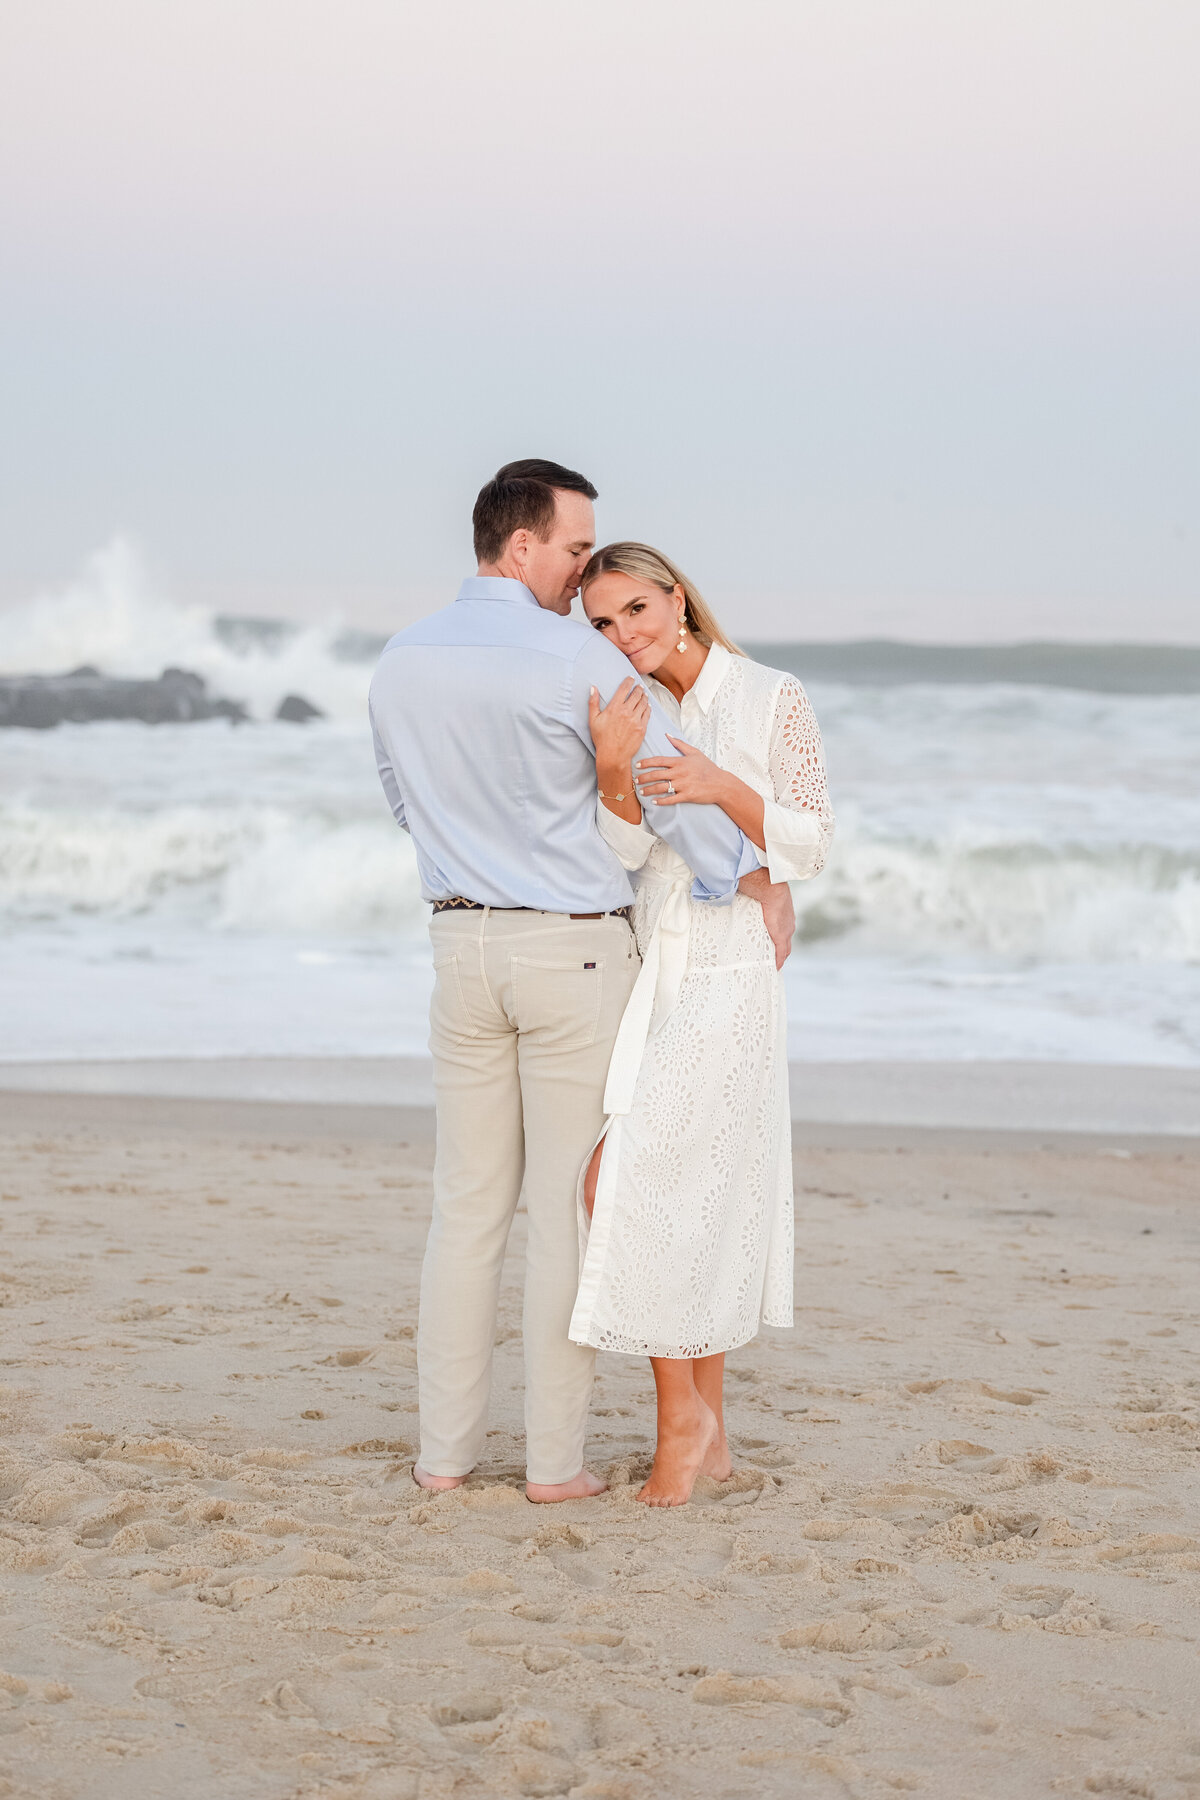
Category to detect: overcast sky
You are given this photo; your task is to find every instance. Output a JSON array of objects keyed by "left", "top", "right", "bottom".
[{"left": 2, "top": 0, "right": 1198, "bottom": 641}]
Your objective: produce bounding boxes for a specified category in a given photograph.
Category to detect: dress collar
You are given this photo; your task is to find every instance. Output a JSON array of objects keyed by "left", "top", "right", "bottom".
[
  {"left": 653, "top": 641, "right": 732, "bottom": 715},
  {"left": 456, "top": 576, "right": 539, "bottom": 607}
]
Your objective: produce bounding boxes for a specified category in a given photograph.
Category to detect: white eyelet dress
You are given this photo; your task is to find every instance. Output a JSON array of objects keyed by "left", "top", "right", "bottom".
[{"left": 568, "top": 646, "right": 834, "bottom": 1360}]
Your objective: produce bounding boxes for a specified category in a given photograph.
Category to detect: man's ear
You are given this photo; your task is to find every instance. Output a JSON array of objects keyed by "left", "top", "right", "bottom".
[{"left": 508, "top": 528, "right": 530, "bottom": 569}]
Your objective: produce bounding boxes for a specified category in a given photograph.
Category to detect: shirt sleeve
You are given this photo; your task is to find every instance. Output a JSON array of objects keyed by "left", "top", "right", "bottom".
[
  {"left": 371, "top": 711, "right": 409, "bottom": 832},
  {"left": 596, "top": 797, "right": 654, "bottom": 870},
  {"left": 571, "top": 634, "right": 757, "bottom": 901},
  {"left": 764, "top": 676, "right": 834, "bottom": 881}
]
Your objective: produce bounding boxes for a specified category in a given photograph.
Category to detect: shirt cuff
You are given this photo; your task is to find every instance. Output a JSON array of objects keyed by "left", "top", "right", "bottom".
[
  {"left": 596, "top": 798, "right": 654, "bottom": 870},
  {"left": 762, "top": 801, "right": 823, "bottom": 882}
]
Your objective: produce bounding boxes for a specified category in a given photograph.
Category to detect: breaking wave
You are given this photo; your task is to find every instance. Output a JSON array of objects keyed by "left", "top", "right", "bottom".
[
  {"left": 794, "top": 832, "right": 1200, "bottom": 963},
  {"left": 3, "top": 542, "right": 1197, "bottom": 971},
  {"left": 0, "top": 539, "right": 377, "bottom": 722},
  {"left": 0, "top": 803, "right": 424, "bottom": 935},
  {"left": 2, "top": 798, "right": 1197, "bottom": 963}
]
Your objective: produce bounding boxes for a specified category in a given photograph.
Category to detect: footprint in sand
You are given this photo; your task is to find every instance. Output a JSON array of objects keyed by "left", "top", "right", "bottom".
[
  {"left": 920, "top": 1508, "right": 1042, "bottom": 1548},
  {"left": 733, "top": 1438, "right": 794, "bottom": 1468},
  {"left": 429, "top": 1692, "right": 504, "bottom": 1727},
  {"left": 782, "top": 1612, "right": 903, "bottom": 1652},
  {"left": 729, "top": 1539, "right": 818, "bottom": 1578},
  {"left": 511, "top": 1701, "right": 601, "bottom": 1760},
  {"left": 523, "top": 1646, "right": 571, "bottom": 1673},
  {"left": 781, "top": 1610, "right": 931, "bottom": 1653},
  {"left": 260, "top": 1679, "right": 316, "bottom": 1718},
  {"left": 525, "top": 1521, "right": 609, "bottom": 1587},
  {"left": 904, "top": 1379, "right": 1036, "bottom": 1407},
  {"left": 562, "top": 1628, "right": 636, "bottom": 1664},
  {"left": 998, "top": 1583, "right": 1073, "bottom": 1618},
  {"left": 135, "top": 1672, "right": 192, "bottom": 1702},
  {"left": 692, "top": 1469, "right": 768, "bottom": 1510},
  {"left": 448, "top": 1568, "right": 516, "bottom": 1595},
  {"left": 340, "top": 1437, "right": 412, "bottom": 1457},
  {"left": 692, "top": 1673, "right": 849, "bottom": 1723},
  {"left": 915, "top": 1439, "right": 1010, "bottom": 1473},
  {"left": 911, "top": 1660, "right": 971, "bottom": 1686}
]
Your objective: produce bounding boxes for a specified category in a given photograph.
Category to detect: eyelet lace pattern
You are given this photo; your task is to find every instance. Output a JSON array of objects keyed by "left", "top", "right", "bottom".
[{"left": 576, "top": 657, "right": 833, "bottom": 1359}]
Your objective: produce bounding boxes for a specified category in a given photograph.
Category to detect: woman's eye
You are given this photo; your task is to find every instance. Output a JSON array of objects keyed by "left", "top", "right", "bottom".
[{"left": 630, "top": 603, "right": 644, "bottom": 614}]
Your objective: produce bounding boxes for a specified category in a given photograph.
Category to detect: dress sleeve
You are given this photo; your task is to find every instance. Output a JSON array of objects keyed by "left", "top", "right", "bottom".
[
  {"left": 596, "top": 799, "right": 654, "bottom": 870},
  {"left": 763, "top": 676, "right": 834, "bottom": 882}
]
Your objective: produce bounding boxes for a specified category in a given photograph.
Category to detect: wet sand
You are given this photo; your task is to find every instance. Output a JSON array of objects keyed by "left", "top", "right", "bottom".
[{"left": 0, "top": 1094, "right": 1197, "bottom": 1799}]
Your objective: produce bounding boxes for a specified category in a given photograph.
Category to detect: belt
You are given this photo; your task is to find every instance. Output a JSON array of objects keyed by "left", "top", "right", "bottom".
[{"left": 432, "top": 897, "right": 632, "bottom": 923}]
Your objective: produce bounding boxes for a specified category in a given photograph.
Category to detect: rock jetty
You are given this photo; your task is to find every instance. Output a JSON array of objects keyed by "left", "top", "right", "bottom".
[{"left": 0, "top": 667, "right": 248, "bottom": 729}]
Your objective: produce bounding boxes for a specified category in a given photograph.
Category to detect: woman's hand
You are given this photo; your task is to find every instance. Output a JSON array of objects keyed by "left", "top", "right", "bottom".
[
  {"left": 640, "top": 736, "right": 770, "bottom": 851},
  {"left": 738, "top": 867, "right": 795, "bottom": 971},
  {"left": 589, "top": 678, "right": 651, "bottom": 764},
  {"left": 635, "top": 736, "right": 732, "bottom": 807},
  {"left": 759, "top": 881, "right": 796, "bottom": 971}
]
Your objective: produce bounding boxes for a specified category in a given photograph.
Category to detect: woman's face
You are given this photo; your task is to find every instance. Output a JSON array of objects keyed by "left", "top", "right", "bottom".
[{"left": 582, "top": 572, "right": 683, "bottom": 677}]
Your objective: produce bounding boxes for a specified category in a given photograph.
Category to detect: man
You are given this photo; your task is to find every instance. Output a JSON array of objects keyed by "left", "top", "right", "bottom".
[{"left": 370, "top": 458, "right": 759, "bottom": 1501}]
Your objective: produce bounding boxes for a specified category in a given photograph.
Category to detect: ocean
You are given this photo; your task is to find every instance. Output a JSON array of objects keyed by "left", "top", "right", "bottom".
[{"left": 2, "top": 550, "right": 1198, "bottom": 1069}]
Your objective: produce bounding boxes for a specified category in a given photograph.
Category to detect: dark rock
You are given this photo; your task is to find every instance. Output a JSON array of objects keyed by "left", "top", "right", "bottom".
[
  {"left": 0, "top": 668, "right": 248, "bottom": 729},
  {"left": 275, "top": 693, "right": 325, "bottom": 723}
]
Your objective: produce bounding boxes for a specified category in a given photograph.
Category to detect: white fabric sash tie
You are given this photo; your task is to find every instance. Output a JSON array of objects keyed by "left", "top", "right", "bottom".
[{"left": 602, "top": 855, "right": 692, "bottom": 1116}]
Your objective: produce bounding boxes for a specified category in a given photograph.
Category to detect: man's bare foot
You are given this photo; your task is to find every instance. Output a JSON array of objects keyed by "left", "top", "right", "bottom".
[
  {"left": 525, "top": 1468, "right": 607, "bottom": 1503},
  {"left": 638, "top": 1398, "right": 718, "bottom": 1507},
  {"left": 700, "top": 1433, "right": 733, "bottom": 1483},
  {"left": 412, "top": 1464, "right": 470, "bottom": 1491}
]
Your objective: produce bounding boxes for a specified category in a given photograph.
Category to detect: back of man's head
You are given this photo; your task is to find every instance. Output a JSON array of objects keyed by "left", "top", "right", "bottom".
[{"left": 473, "top": 459, "right": 598, "bottom": 565}]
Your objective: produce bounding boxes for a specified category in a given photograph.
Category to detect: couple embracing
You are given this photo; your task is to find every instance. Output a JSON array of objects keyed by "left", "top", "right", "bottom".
[{"left": 370, "top": 460, "right": 833, "bottom": 1507}]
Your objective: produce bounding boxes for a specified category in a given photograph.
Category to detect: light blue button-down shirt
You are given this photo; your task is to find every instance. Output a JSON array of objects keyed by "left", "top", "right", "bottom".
[{"left": 369, "top": 577, "right": 755, "bottom": 912}]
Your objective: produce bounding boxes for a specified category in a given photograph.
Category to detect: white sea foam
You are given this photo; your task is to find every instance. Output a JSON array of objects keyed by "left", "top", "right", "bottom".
[
  {"left": 0, "top": 539, "right": 374, "bottom": 721},
  {"left": 2, "top": 546, "right": 1197, "bottom": 1063},
  {"left": 796, "top": 828, "right": 1200, "bottom": 962},
  {"left": 0, "top": 803, "right": 422, "bottom": 933},
  {"left": 3, "top": 787, "right": 1197, "bottom": 964}
]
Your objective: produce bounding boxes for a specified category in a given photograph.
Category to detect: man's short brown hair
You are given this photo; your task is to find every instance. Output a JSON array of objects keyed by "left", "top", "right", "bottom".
[{"left": 472, "top": 459, "right": 598, "bottom": 564}]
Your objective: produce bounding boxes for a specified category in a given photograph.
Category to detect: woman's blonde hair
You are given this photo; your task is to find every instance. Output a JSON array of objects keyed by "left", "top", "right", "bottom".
[{"left": 580, "top": 542, "right": 743, "bottom": 657}]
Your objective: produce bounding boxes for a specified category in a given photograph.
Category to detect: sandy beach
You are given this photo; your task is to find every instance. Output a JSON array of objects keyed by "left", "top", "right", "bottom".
[{"left": 1, "top": 1091, "right": 1198, "bottom": 1799}]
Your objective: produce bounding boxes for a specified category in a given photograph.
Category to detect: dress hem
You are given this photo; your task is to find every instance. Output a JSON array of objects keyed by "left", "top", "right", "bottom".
[{"left": 568, "top": 1314, "right": 794, "bottom": 1360}]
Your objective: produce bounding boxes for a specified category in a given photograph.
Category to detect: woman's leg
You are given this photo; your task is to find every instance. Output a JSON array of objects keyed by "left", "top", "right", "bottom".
[
  {"left": 692, "top": 1353, "right": 732, "bottom": 1481},
  {"left": 638, "top": 1357, "right": 718, "bottom": 1507},
  {"left": 583, "top": 1140, "right": 604, "bottom": 1220}
]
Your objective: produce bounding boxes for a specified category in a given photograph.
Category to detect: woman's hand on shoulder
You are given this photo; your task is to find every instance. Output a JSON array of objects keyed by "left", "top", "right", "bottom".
[
  {"left": 589, "top": 678, "right": 651, "bottom": 762},
  {"left": 635, "top": 737, "right": 732, "bottom": 807}
]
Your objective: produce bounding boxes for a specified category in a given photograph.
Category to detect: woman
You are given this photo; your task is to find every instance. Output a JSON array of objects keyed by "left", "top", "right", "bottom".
[{"left": 568, "top": 543, "right": 834, "bottom": 1506}]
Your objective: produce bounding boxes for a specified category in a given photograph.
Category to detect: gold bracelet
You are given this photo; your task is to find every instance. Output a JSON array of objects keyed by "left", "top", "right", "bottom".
[{"left": 598, "top": 791, "right": 627, "bottom": 802}]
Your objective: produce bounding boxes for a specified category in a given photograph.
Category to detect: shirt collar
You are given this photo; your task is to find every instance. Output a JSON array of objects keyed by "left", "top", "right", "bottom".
[
  {"left": 686, "top": 641, "right": 733, "bottom": 714},
  {"left": 456, "top": 576, "right": 540, "bottom": 607}
]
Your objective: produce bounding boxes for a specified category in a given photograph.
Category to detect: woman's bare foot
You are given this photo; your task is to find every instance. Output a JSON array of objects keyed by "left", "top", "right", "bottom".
[
  {"left": 526, "top": 1468, "right": 607, "bottom": 1504},
  {"left": 412, "top": 1464, "right": 470, "bottom": 1491},
  {"left": 638, "top": 1397, "right": 718, "bottom": 1507},
  {"left": 700, "top": 1431, "right": 733, "bottom": 1483}
]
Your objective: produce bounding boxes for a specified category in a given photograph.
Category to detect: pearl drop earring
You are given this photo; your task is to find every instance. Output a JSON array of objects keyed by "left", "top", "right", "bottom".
[{"left": 677, "top": 618, "right": 688, "bottom": 653}]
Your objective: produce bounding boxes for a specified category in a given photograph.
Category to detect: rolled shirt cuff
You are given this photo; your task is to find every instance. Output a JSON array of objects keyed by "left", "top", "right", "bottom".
[
  {"left": 596, "top": 798, "right": 654, "bottom": 870},
  {"left": 762, "top": 802, "right": 824, "bottom": 882}
]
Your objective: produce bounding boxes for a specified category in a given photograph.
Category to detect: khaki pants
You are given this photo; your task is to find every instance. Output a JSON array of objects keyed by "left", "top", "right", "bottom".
[{"left": 420, "top": 907, "right": 640, "bottom": 1485}]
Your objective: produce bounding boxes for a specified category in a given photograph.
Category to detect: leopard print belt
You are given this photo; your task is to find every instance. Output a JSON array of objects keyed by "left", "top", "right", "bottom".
[{"left": 432, "top": 897, "right": 632, "bottom": 923}]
